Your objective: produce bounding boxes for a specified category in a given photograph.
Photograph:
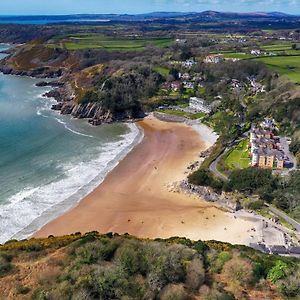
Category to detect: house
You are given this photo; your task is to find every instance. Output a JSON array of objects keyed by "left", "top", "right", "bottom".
[
  {"left": 182, "top": 59, "right": 196, "bottom": 68},
  {"left": 181, "top": 73, "right": 190, "bottom": 80},
  {"left": 161, "top": 81, "right": 182, "bottom": 91},
  {"left": 204, "top": 55, "right": 224, "bottom": 64},
  {"left": 171, "top": 81, "right": 182, "bottom": 91},
  {"left": 175, "top": 39, "right": 187, "bottom": 44},
  {"left": 189, "top": 97, "right": 212, "bottom": 114},
  {"left": 183, "top": 81, "right": 194, "bottom": 89},
  {"left": 249, "top": 120, "right": 285, "bottom": 170},
  {"left": 251, "top": 49, "right": 261, "bottom": 56}
]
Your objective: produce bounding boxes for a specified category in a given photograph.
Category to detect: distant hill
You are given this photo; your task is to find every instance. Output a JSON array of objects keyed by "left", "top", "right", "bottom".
[{"left": 0, "top": 10, "right": 296, "bottom": 25}]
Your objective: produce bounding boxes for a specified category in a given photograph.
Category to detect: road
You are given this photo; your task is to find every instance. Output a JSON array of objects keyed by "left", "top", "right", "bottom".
[
  {"left": 280, "top": 136, "right": 297, "bottom": 170},
  {"left": 209, "top": 150, "right": 228, "bottom": 181},
  {"left": 208, "top": 131, "right": 250, "bottom": 181},
  {"left": 266, "top": 204, "right": 300, "bottom": 232}
]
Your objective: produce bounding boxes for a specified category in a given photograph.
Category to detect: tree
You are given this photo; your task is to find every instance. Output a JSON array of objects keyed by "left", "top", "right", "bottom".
[{"left": 222, "top": 256, "right": 254, "bottom": 287}]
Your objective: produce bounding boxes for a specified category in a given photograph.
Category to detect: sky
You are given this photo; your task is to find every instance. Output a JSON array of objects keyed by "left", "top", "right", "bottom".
[{"left": 0, "top": 0, "right": 299, "bottom": 15}]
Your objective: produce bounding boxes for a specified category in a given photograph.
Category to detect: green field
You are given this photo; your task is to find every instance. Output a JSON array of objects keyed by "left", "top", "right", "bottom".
[
  {"left": 223, "top": 52, "right": 253, "bottom": 59},
  {"left": 254, "top": 55, "right": 300, "bottom": 83},
  {"left": 153, "top": 66, "right": 169, "bottom": 77},
  {"left": 48, "top": 34, "right": 174, "bottom": 51},
  {"left": 260, "top": 43, "right": 292, "bottom": 51},
  {"left": 223, "top": 139, "right": 250, "bottom": 170}
]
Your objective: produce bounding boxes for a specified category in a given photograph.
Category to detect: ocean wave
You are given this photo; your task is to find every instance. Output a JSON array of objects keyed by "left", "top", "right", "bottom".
[
  {"left": 0, "top": 122, "right": 142, "bottom": 244},
  {"left": 54, "top": 116, "right": 94, "bottom": 138}
]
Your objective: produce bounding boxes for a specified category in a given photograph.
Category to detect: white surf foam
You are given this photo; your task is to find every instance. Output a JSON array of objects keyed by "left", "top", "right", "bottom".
[{"left": 0, "top": 122, "right": 143, "bottom": 244}]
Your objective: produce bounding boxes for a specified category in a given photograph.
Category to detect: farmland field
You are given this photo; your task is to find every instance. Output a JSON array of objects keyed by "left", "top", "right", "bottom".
[
  {"left": 254, "top": 55, "right": 300, "bottom": 83},
  {"left": 47, "top": 34, "right": 174, "bottom": 51}
]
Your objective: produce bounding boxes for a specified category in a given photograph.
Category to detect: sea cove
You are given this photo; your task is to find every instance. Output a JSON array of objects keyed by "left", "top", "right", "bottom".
[{"left": 0, "top": 68, "right": 140, "bottom": 243}]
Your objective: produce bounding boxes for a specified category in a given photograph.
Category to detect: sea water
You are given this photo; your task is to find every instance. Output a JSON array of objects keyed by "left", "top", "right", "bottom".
[{"left": 0, "top": 45, "right": 141, "bottom": 243}]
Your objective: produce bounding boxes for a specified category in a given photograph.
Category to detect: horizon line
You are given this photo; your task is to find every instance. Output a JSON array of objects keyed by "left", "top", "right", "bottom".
[{"left": 0, "top": 10, "right": 294, "bottom": 17}]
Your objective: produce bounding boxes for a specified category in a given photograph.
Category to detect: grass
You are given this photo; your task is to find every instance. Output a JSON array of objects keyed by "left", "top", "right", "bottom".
[
  {"left": 260, "top": 43, "right": 293, "bottom": 52},
  {"left": 253, "top": 55, "right": 300, "bottom": 83},
  {"left": 223, "top": 139, "right": 251, "bottom": 170},
  {"left": 158, "top": 109, "right": 206, "bottom": 120},
  {"left": 223, "top": 52, "right": 253, "bottom": 59},
  {"left": 48, "top": 34, "right": 174, "bottom": 51},
  {"left": 153, "top": 66, "right": 169, "bottom": 77}
]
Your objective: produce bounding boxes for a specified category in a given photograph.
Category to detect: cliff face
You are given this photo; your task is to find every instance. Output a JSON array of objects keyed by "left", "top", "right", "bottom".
[
  {"left": 0, "top": 43, "right": 136, "bottom": 125},
  {"left": 0, "top": 42, "right": 160, "bottom": 125},
  {"left": 0, "top": 43, "right": 70, "bottom": 78}
]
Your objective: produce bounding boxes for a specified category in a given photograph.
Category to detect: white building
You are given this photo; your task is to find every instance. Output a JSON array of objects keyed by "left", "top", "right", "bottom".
[
  {"left": 251, "top": 49, "right": 261, "bottom": 56},
  {"left": 204, "top": 55, "right": 224, "bottom": 64},
  {"left": 189, "top": 97, "right": 212, "bottom": 114}
]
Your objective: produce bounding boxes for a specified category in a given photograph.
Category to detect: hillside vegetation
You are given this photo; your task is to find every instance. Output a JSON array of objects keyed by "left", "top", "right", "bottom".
[{"left": 0, "top": 233, "right": 299, "bottom": 299}]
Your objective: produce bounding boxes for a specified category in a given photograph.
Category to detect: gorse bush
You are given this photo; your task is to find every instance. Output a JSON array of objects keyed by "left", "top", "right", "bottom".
[{"left": 0, "top": 234, "right": 299, "bottom": 299}]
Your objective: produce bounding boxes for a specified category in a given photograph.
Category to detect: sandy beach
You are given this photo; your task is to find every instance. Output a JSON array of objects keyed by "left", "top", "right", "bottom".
[{"left": 35, "top": 116, "right": 259, "bottom": 244}]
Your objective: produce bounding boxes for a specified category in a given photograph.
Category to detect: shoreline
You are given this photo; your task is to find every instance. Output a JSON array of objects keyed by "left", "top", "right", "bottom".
[
  {"left": 12, "top": 122, "right": 143, "bottom": 242},
  {"left": 34, "top": 116, "right": 262, "bottom": 245}
]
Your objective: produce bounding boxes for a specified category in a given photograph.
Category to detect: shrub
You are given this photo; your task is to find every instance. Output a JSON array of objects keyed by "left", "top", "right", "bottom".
[
  {"left": 277, "top": 269, "right": 300, "bottom": 298},
  {"left": 75, "top": 238, "right": 119, "bottom": 265},
  {"left": 267, "top": 260, "right": 288, "bottom": 283},
  {"left": 16, "top": 285, "right": 30, "bottom": 295},
  {"left": 115, "top": 240, "right": 147, "bottom": 276},
  {"left": 188, "top": 169, "right": 223, "bottom": 190},
  {"left": 159, "top": 284, "right": 191, "bottom": 300},
  {"left": 214, "top": 251, "right": 232, "bottom": 273},
  {"left": 0, "top": 255, "right": 13, "bottom": 276},
  {"left": 222, "top": 256, "right": 254, "bottom": 288},
  {"left": 228, "top": 167, "right": 275, "bottom": 194},
  {"left": 185, "top": 257, "right": 205, "bottom": 290},
  {"left": 247, "top": 200, "right": 264, "bottom": 210}
]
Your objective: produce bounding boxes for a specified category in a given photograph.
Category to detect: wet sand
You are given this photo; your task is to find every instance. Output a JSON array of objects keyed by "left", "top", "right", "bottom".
[{"left": 35, "top": 116, "right": 257, "bottom": 244}]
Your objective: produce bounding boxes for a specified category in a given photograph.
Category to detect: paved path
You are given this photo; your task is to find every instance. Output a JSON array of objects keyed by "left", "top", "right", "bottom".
[
  {"left": 209, "top": 150, "right": 228, "bottom": 181},
  {"left": 266, "top": 204, "right": 300, "bottom": 232}
]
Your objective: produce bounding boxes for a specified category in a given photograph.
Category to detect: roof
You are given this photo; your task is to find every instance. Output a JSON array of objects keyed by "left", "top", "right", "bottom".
[
  {"left": 270, "top": 245, "right": 289, "bottom": 254},
  {"left": 249, "top": 243, "right": 268, "bottom": 253},
  {"left": 289, "top": 247, "right": 300, "bottom": 254}
]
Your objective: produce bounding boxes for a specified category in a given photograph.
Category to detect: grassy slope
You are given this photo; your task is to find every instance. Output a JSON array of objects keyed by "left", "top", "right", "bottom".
[
  {"left": 223, "top": 139, "right": 251, "bottom": 170},
  {"left": 254, "top": 55, "right": 300, "bottom": 83}
]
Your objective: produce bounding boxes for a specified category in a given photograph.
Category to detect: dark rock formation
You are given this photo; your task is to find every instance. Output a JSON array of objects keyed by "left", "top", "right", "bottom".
[
  {"left": 0, "top": 65, "right": 63, "bottom": 78},
  {"left": 36, "top": 81, "right": 64, "bottom": 87}
]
